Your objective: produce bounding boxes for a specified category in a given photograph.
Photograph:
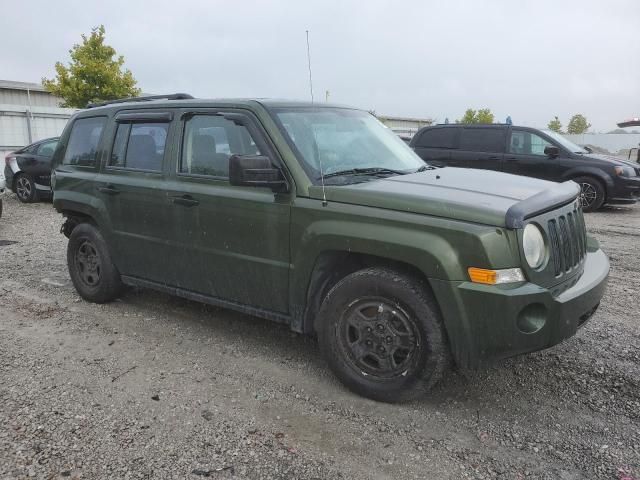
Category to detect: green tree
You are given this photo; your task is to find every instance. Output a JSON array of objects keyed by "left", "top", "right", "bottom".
[
  {"left": 566, "top": 114, "right": 591, "bottom": 134},
  {"left": 475, "top": 108, "right": 494, "bottom": 124},
  {"left": 547, "top": 116, "right": 563, "bottom": 133},
  {"left": 457, "top": 108, "right": 494, "bottom": 124},
  {"left": 42, "top": 26, "right": 140, "bottom": 108}
]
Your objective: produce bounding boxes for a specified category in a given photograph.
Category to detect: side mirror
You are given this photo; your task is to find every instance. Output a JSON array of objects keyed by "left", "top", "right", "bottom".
[
  {"left": 583, "top": 146, "right": 593, "bottom": 154},
  {"left": 229, "top": 154, "right": 288, "bottom": 191},
  {"left": 544, "top": 145, "right": 560, "bottom": 158}
]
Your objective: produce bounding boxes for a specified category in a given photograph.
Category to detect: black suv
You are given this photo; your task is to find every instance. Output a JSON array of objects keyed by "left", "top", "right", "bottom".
[
  {"left": 4, "top": 137, "right": 59, "bottom": 203},
  {"left": 410, "top": 124, "right": 640, "bottom": 211}
]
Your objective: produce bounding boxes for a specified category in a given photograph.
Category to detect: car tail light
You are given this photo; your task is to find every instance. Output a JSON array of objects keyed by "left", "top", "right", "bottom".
[{"left": 4, "top": 154, "right": 12, "bottom": 166}]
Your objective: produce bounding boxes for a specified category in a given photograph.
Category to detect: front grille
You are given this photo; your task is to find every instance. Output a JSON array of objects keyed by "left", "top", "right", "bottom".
[{"left": 547, "top": 207, "right": 587, "bottom": 277}]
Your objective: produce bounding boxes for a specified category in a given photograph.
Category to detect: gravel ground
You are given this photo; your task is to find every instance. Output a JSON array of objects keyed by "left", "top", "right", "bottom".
[{"left": 0, "top": 193, "right": 638, "bottom": 480}]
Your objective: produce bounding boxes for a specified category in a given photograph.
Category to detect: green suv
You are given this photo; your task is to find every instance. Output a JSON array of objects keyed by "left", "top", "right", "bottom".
[{"left": 51, "top": 95, "right": 609, "bottom": 402}]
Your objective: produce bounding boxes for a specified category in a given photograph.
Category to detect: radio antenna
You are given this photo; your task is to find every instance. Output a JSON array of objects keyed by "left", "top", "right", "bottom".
[
  {"left": 306, "top": 29, "right": 326, "bottom": 206},
  {"left": 306, "top": 30, "right": 314, "bottom": 103}
]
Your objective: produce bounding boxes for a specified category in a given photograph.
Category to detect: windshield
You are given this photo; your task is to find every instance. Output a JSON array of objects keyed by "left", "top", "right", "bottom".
[
  {"left": 542, "top": 130, "right": 588, "bottom": 154},
  {"left": 273, "top": 108, "right": 425, "bottom": 183}
]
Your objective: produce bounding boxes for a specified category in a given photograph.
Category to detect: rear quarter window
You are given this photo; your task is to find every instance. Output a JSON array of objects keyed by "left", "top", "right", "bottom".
[
  {"left": 62, "top": 117, "right": 107, "bottom": 166},
  {"left": 415, "top": 128, "right": 457, "bottom": 149}
]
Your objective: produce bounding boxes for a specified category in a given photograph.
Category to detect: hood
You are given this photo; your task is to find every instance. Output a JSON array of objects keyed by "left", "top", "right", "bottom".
[
  {"left": 583, "top": 153, "right": 639, "bottom": 168},
  {"left": 310, "top": 168, "right": 578, "bottom": 227}
]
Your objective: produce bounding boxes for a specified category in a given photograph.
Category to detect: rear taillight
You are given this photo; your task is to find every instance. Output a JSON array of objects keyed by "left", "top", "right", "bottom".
[{"left": 4, "top": 154, "right": 11, "bottom": 165}]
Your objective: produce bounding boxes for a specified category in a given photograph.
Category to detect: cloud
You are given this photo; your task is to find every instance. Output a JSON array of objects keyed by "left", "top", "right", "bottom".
[{"left": 1, "top": 0, "right": 638, "bottom": 130}]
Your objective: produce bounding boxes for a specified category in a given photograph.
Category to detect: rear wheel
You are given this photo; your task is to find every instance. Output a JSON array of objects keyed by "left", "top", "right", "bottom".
[
  {"left": 15, "top": 173, "right": 38, "bottom": 203},
  {"left": 67, "top": 223, "right": 123, "bottom": 303},
  {"left": 317, "top": 267, "right": 449, "bottom": 402},
  {"left": 574, "top": 176, "right": 605, "bottom": 212}
]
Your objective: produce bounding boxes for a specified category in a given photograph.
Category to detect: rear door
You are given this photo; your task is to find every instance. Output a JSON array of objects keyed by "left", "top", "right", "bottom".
[
  {"left": 411, "top": 127, "right": 457, "bottom": 166},
  {"left": 164, "top": 108, "right": 291, "bottom": 313},
  {"left": 455, "top": 127, "right": 506, "bottom": 171},
  {"left": 96, "top": 110, "right": 176, "bottom": 284},
  {"left": 504, "top": 128, "right": 564, "bottom": 180}
]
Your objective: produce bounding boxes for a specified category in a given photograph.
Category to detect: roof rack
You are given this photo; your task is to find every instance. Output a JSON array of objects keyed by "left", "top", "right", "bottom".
[{"left": 87, "top": 93, "right": 194, "bottom": 108}]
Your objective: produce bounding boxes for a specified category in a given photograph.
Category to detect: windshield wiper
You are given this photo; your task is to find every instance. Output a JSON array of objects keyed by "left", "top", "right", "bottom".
[{"left": 321, "top": 167, "right": 408, "bottom": 180}]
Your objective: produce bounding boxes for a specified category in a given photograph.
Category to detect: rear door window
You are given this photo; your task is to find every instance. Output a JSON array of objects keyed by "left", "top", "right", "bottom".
[
  {"left": 109, "top": 122, "right": 169, "bottom": 171},
  {"left": 459, "top": 128, "right": 505, "bottom": 153},
  {"left": 62, "top": 117, "right": 107, "bottom": 166},
  {"left": 415, "top": 128, "right": 457, "bottom": 149}
]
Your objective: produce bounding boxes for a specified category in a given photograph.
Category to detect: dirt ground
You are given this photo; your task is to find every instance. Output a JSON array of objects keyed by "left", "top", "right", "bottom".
[{"left": 0, "top": 193, "right": 638, "bottom": 480}]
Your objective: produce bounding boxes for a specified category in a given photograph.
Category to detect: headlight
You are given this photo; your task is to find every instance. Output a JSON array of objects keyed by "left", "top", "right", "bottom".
[
  {"left": 614, "top": 166, "right": 637, "bottom": 177},
  {"left": 523, "top": 223, "right": 546, "bottom": 269}
]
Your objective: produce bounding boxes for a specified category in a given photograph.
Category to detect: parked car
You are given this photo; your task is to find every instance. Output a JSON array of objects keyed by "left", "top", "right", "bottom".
[
  {"left": 52, "top": 95, "right": 608, "bottom": 402},
  {"left": 0, "top": 168, "right": 5, "bottom": 217},
  {"left": 410, "top": 124, "right": 640, "bottom": 212},
  {"left": 4, "top": 137, "right": 59, "bottom": 203}
]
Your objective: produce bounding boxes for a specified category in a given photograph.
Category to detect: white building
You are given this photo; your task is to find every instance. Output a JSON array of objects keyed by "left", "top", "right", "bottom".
[
  {"left": 0, "top": 80, "right": 76, "bottom": 158},
  {"left": 377, "top": 115, "right": 433, "bottom": 138}
]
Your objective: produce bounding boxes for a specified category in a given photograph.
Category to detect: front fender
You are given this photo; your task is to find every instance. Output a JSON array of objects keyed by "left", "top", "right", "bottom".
[
  {"left": 560, "top": 167, "right": 613, "bottom": 191},
  {"left": 288, "top": 198, "right": 521, "bottom": 340}
]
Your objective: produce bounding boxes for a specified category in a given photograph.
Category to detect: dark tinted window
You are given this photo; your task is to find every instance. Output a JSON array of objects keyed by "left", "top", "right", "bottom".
[
  {"left": 37, "top": 139, "right": 58, "bottom": 157},
  {"left": 415, "top": 128, "right": 457, "bottom": 149},
  {"left": 180, "top": 115, "right": 262, "bottom": 177},
  {"left": 459, "top": 128, "right": 505, "bottom": 153},
  {"left": 109, "top": 122, "right": 169, "bottom": 171},
  {"left": 62, "top": 117, "right": 106, "bottom": 166}
]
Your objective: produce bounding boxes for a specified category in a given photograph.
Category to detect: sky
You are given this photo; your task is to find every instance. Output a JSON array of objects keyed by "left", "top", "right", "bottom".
[{"left": 2, "top": 0, "right": 639, "bottom": 131}]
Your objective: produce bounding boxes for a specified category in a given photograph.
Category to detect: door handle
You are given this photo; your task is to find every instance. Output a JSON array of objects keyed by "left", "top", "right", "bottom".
[
  {"left": 170, "top": 194, "right": 199, "bottom": 207},
  {"left": 97, "top": 185, "right": 120, "bottom": 195},
  {"left": 505, "top": 157, "right": 518, "bottom": 162},
  {"left": 488, "top": 156, "right": 501, "bottom": 160}
]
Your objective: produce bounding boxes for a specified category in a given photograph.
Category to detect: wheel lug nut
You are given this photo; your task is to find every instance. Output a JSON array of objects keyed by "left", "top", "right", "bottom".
[
  {"left": 378, "top": 346, "right": 385, "bottom": 353},
  {"left": 377, "top": 324, "right": 384, "bottom": 331},
  {"left": 366, "top": 327, "right": 372, "bottom": 333},
  {"left": 366, "top": 340, "right": 373, "bottom": 346},
  {"left": 386, "top": 336, "right": 392, "bottom": 343}
]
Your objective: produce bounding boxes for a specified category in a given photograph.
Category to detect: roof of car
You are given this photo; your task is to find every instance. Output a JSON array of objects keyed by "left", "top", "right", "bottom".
[{"left": 82, "top": 96, "right": 357, "bottom": 114}]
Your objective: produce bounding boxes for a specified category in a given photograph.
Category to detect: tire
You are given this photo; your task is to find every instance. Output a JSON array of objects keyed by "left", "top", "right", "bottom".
[
  {"left": 15, "top": 173, "right": 39, "bottom": 203},
  {"left": 67, "top": 223, "right": 123, "bottom": 303},
  {"left": 317, "top": 267, "right": 450, "bottom": 403},
  {"left": 573, "top": 176, "right": 605, "bottom": 212}
]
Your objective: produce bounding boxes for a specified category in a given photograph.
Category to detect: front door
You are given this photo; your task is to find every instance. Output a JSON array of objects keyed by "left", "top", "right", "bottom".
[
  {"left": 504, "top": 129, "right": 564, "bottom": 180},
  {"left": 165, "top": 109, "right": 291, "bottom": 313}
]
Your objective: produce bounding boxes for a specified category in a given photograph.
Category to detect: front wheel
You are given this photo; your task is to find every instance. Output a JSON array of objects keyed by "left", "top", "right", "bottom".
[
  {"left": 15, "top": 173, "right": 38, "bottom": 203},
  {"left": 67, "top": 223, "right": 123, "bottom": 303},
  {"left": 574, "top": 176, "right": 605, "bottom": 212},
  {"left": 317, "top": 267, "right": 450, "bottom": 402}
]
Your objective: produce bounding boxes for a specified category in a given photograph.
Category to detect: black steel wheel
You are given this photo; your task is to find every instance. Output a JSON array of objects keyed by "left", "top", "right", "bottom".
[
  {"left": 574, "top": 176, "right": 605, "bottom": 212},
  {"left": 337, "top": 299, "right": 421, "bottom": 379},
  {"left": 67, "top": 223, "right": 123, "bottom": 303},
  {"left": 317, "top": 267, "right": 450, "bottom": 402},
  {"left": 75, "top": 240, "right": 101, "bottom": 288},
  {"left": 15, "top": 174, "right": 38, "bottom": 203}
]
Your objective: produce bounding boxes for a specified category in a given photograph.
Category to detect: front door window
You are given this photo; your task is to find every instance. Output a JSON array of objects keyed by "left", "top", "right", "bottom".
[{"left": 510, "top": 130, "right": 554, "bottom": 156}]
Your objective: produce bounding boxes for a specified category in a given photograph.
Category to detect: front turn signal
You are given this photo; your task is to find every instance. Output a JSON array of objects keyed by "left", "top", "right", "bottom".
[{"left": 468, "top": 267, "right": 525, "bottom": 285}]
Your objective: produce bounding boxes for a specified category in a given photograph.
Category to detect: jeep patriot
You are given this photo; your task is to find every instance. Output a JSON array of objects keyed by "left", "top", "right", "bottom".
[{"left": 51, "top": 94, "right": 609, "bottom": 402}]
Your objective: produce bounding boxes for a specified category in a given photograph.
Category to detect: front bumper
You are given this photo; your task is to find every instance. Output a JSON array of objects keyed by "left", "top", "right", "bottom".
[
  {"left": 608, "top": 176, "right": 640, "bottom": 204},
  {"left": 431, "top": 249, "right": 609, "bottom": 367}
]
